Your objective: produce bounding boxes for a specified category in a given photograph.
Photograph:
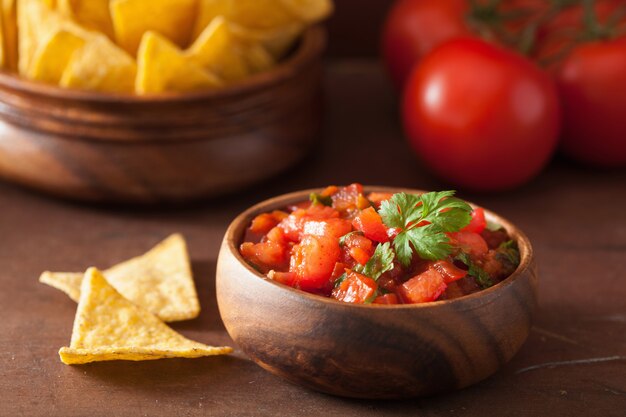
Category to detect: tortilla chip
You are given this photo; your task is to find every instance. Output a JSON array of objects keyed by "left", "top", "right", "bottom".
[
  {"left": 59, "top": 268, "right": 232, "bottom": 365},
  {"left": 40, "top": 234, "right": 200, "bottom": 322},
  {"left": 110, "top": 0, "right": 196, "bottom": 56},
  {"left": 192, "top": 0, "right": 304, "bottom": 40},
  {"left": 2, "top": 0, "right": 17, "bottom": 70},
  {"left": 57, "top": 0, "right": 114, "bottom": 39},
  {"left": 60, "top": 34, "right": 136, "bottom": 93},
  {"left": 136, "top": 31, "right": 221, "bottom": 94},
  {"left": 228, "top": 22, "right": 303, "bottom": 60},
  {"left": 187, "top": 17, "right": 255, "bottom": 82},
  {"left": 28, "top": 29, "right": 86, "bottom": 83},
  {"left": 17, "top": 0, "right": 56, "bottom": 75}
]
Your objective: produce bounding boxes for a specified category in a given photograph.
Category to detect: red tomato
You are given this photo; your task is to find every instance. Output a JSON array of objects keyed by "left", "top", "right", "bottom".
[
  {"left": 331, "top": 270, "right": 378, "bottom": 303},
  {"left": 381, "top": 0, "right": 470, "bottom": 89},
  {"left": 352, "top": 207, "right": 390, "bottom": 243},
  {"left": 403, "top": 38, "right": 560, "bottom": 191},
  {"left": 461, "top": 207, "right": 487, "bottom": 234},
  {"left": 430, "top": 260, "right": 467, "bottom": 283},
  {"left": 279, "top": 204, "right": 339, "bottom": 242},
  {"left": 240, "top": 241, "right": 290, "bottom": 273},
  {"left": 398, "top": 269, "right": 447, "bottom": 303},
  {"left": 289, "top": 235, "right": 340, "bottom": 291},
  {"left": 554, "top": 37, "right": 626, "bottom": 167},
  {"left": 303, "top": 218, "right": 353, "bottom": 240},
  {"left": 373, "top": 293, "right": 400, "bottom": 305},
  {"left": 449, "top": 231, "right": 489, "bottom": 258}
]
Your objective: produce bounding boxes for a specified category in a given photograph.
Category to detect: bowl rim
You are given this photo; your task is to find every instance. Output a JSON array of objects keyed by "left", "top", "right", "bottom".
[
  {"left": 0, "top": 26, "right": 326, "bottom": 104},
  {"left": 223, "top": 186, "right": 535, "bottom": 310}
]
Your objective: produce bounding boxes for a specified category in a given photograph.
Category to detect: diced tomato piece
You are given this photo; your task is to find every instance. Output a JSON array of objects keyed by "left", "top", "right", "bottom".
[
  {"left": 331, "top": 270, "right": 378, "bottom": 304},
  {"left": 331, "top": 262, "right": 345, "bottom": 280},
  {"left": 279, "top": 205, "right": 339, "bottom": 242},
  {"left": 289, "top": 235, "right": 340, "bottom": 291},
  {"left": 342, "top": 232, "right": 374, "bottom": 265},
  {"left": 249, "top": 211, "right": 288, "bottom": 234},
  {"left": 449, "top": 232, "right": 489, "bottom": 258},
  {"left": 349, "top": 247, "right": 371, "bottom": 265},
  {"left": 268, "top": 271, "right": 297, "bottom": 286},
  {"left": 240, "top": 241, "right": 289, "bottom": 273},
  {"left": 398, "top": 269, "right": 447, "bottom": 304},
  {"left": 367, "top": 192, "right": 394, "bottom": 208},
  {"left": 461, "top": 207, "right": 487, "bottom": 234},
  {"left": 373, "top": 293, "right": 399, "bottom": 305},
  {"left": 320, "top": 185, "right": 339, "bottom": 197},
  {"left": 331, "top": 183, "right": 365, "bottom": 212},
  {"left": 303, "top": 218, "right": 352, "bottom": 240},
  {"left": 265, "top": 226, "right": 287, "bottom": 245},
  {"left": 430, "top": 260, "right": 467, "bottom": 283},
  {"left": 352, "top": 207, "right": 390, "bottom": 243}
]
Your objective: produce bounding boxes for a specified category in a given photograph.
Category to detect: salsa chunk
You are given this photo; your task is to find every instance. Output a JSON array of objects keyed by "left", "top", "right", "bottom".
[{"left": 240, "top": 184, "right": 520, "bottom": 305}]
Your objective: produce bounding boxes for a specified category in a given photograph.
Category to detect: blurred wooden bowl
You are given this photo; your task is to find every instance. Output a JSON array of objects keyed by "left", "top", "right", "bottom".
[
  {"left": 0, "top": 27, "right": 326, "bottom": 203},
  {"left": 216, "top": 187, "right": 538, "bottom": 399}
]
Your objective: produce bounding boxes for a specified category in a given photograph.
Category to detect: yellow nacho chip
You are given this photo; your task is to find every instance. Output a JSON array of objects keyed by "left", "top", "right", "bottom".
[
  {"left": 187, "top": 17, "right": 275, "bottom": 82},
  {"left": 0, "top": 7, "right": 4, "bottom": 67},
  {"left": 228, "top": 22, "right": 303, "bottom": 60},
  {"left": 193, "top": 0, "right": 306, "bottom": 39},
  {"left": 136, "top": 31, "right": 222, "bottom": 94},
  {"left": 110, "top": 0, "right": 196, "bottom": 56},
  {"left": 40, "top": 234, "right": 200, "bottom": 322},
  {"left": 59, "top": 268, "right": 232, "bottom": 365},
  {"left": 17, "top": 0, "right": 56, "bottom": 75},
  {"left": 57, "top": 0, "right": 114, "bottom": 39},
  {"left": 60, "top": 34, "right": 137, "bottom": 93},
  {"left": 28, "top": 29, "right": 86, "bottom": 83}
]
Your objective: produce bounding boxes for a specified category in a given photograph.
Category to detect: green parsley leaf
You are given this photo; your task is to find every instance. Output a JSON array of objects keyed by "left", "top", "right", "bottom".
[
  {"left": 309, "top": 192, "right": 332, "bottom": 207},
  {"left": 455, "top": 253, "right": 493, "bottom": 289},
  {"left": 379, "top": 191, "right": 472, "bottom": 266},
  {"left": 338, "top": 231, "right": 364, "bottom": 248},
  {"left": 353, "top": 242, "right": 395, "bottom": 281}
]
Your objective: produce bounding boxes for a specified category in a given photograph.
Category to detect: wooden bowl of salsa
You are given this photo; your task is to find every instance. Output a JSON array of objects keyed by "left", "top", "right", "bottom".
[
  {"left": 0, "top": 27, "right": 325, "bottom": 203},
  {"left": 216, "top": 186, "right": 538, "bottom": 399}
]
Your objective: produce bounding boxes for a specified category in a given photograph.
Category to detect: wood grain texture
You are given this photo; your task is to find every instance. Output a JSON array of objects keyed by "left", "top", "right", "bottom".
[
  {"left": 0, "top": 28, "right": 326, "bottom": 203},
  {"left": 216, "top": 187, "right": 538, "bottom": 399}
]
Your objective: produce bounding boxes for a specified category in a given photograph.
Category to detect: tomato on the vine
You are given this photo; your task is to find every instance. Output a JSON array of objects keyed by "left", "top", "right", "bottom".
[
  {"left": 554, "top": 36, "right": 626, "bottom": 167},
  {"left": 534, "top": 1, "right": 626, "bottom": 167},
  {"left": 381, "top": 0, "right": 471, "bottom": 89},
  {"left": 402, "top": 37, "right": 560, "bottom": 191}
]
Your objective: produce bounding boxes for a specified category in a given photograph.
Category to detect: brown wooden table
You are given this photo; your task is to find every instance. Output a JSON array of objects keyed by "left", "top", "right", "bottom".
[{"left": 1, "top": 62, "right": 625, "bottom": 417}]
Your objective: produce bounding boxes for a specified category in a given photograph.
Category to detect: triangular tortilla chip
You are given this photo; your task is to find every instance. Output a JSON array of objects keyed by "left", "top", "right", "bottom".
[
  {"left": 187, "top": 16, "right": 275, "bottom": 82},
  {"left": 60, "top": 34, "right": 137, "bottom": 93},
  {"left": 136, "top": 31, "right": 221, "bottom": 94},
  {"left": 28, "top": 29, "right": 87, "bottom": 84},
  {"left": 110, "top": 0, "right": 196, "bottom": 56},
  {"left": 40, "top": 234, "right": 200, "bottom": 322},
  {"left": 57, "top": 0, "right": 114, "bottom": 39},
  {"left": 59, "top": 268, "right": 232, "bottom": 365}
]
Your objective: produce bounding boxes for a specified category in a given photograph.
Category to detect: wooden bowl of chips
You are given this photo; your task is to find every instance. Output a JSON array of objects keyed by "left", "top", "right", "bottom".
[
  {"left": 0, "top": 26, "right": 326, "bottom": 203},
  {"left": 216, "top": 187, "right": 539, "bottom": 399}
]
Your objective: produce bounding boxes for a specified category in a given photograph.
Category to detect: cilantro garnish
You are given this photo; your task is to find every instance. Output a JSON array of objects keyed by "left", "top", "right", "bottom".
[
  {"left": 353, "top": 242, "right": 395, "bottom": 281},
  {"left": 379, "top": 191, "right": 472, "bottom": 266},
  {"left": 455, "top": 253, "right": 493, "bottom": 289},
  {"left": 309, "top": 193, "right": 332, "bottom": 207}
]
